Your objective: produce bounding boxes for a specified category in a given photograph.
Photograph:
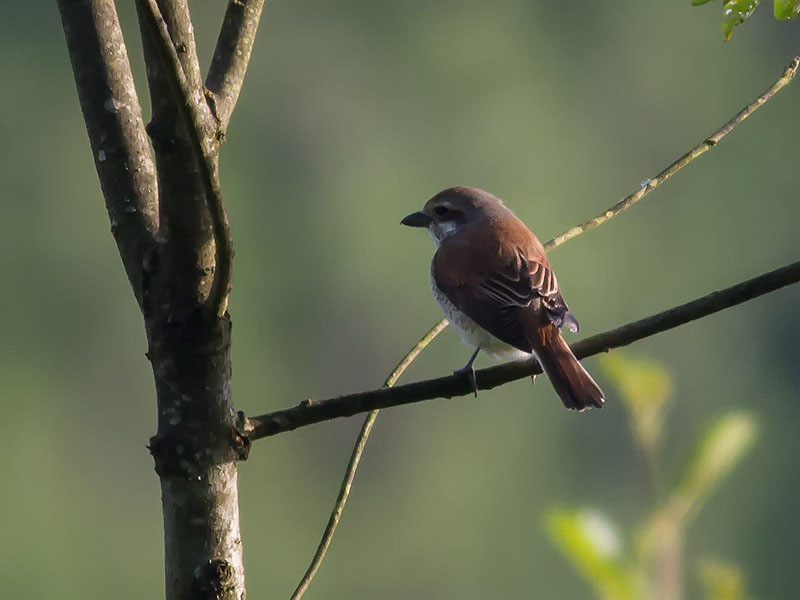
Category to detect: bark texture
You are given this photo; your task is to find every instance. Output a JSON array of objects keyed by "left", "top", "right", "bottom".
[
  {"left": 146, "top": 313, "right": 248, "bottom": 600},
  {"left": 58, "top": 0, "right": 158, "bottom": 308},
  {"left": 207, "top": 0, "right": 267, "bottom": 133},
  {"left": 136, "top": 0, "right": 219, "bottom": 319},
  {"left": 135, "top": 1, "right": 248, "bottom": 596}
]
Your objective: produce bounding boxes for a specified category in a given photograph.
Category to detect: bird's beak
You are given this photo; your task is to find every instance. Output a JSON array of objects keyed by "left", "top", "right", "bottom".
[{"left": 400, "top": 211, "right": 432, "bottom": 228}]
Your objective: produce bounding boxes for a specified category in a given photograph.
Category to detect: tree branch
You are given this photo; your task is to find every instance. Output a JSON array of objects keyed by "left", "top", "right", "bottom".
[
  {"left": 137, "top": 0, "right": 234, "bottom": 317},
  {"left": 548, "top": 55, "right": 799, "bottom": 249},
  {"left": 246, "top": 260, "right": 800, "bottom": 440},
  {"left": 57, "top": 0, "right": 159, "bottom": 309},
  {"left": 206, "top": 0, "right": 267, "bottom": 135}
]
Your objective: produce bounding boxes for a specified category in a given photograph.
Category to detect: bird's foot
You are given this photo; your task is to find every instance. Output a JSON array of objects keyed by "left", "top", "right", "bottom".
[{"left": 453, "top": 365, "right": 478, "bottom": 397}]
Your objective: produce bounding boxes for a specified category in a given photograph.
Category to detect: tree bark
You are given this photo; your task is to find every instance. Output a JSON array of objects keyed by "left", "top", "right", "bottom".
[
  {"left": 135, "top": 0, "right": 219, "bottom": 320},
  {"left": 57, "top": 0, "right": 158, "bottom": 309}
]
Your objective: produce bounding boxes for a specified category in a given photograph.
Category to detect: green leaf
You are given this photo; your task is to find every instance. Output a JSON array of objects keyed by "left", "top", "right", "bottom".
[
  {"left": 699, "top": 558, "right": 747, "bottom": 600},
  {"left": 692, "top": 0, "right": 718, "bottom": 5},
  {"left": 721, "top": 0, "right": 764, "bottom": 41},
  {"left": 546, "top": 509, "right": 637, "bottom": 600},
  {"left": 774, "top": 0, "right": 800, "bottom": 19},
  {"left": 668, "top": 412, "right": 758, "bottom": 523},
  {"left": 600, "top": 353, "right": 673, "bottom": 452}
]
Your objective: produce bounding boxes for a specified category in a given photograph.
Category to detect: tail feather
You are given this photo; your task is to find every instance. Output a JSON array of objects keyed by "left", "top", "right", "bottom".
[{"left": 532, "top": 326, "right": 604, "bottom": 411}]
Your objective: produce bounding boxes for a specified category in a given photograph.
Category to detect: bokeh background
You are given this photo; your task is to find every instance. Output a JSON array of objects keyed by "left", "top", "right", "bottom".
[{"left": 2, "top": 1, "right": 799, "bottom": 598}]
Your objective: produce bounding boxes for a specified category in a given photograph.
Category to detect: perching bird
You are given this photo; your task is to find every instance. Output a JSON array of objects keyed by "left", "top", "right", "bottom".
[{"left": 401, "top": 186, "right": 604, "bottom": 411}]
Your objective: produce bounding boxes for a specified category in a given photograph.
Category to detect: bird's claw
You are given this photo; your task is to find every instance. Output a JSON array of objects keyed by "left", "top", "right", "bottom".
[{"left": 454, "top": 365, "right": 478, "bottom": 397}]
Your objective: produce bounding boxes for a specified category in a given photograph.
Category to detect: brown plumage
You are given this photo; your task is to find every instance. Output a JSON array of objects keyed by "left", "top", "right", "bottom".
[{"left": 402, "top": 186, "right": 604, "bottom": 411}]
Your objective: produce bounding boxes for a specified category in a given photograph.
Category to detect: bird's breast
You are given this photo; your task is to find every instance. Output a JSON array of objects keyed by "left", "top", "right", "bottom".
[{"left": 429, "top": 268, "right": 530, "bottom": 361}]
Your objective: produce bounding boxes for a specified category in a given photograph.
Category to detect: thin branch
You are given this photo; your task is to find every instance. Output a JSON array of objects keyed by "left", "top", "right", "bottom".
[
  {"left": 137, "top": 0, "right": 234, "bottom": 317},
  {"left": 246, "top": 260, "right": 800, "bottom": 440},
  {"left": 206, "top": 0, "right": 267, "bottom": 135},
  {"left": 288, "top": 319, "right": 448, "bottom": 600},
  {"left": 547, "top": 55, "right": 800, "bottom": 250},
  {"left": 57, "top": 0, "right": 159, "bottom": 309}
]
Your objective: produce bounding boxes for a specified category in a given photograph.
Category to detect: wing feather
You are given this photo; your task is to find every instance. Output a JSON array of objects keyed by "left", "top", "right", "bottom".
[{"left": 433, "top": 226, "right": 579, "bottom": 352}]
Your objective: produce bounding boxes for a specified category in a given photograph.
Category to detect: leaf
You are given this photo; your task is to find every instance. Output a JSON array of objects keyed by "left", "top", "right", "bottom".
[
  {"left": 721, "top": 0, "right": 764, "bottom": 41},
  {"left": 668, "top": 412, "right": 758, "bottom": 523},
  {"left": 600, "top": 353, "right": 673, "bottom": 452},
  {"left": 546, "top": 509, "right": 637, "bottom": 600},
  {"left": 699, "top": 558, "right": 747, "bottom": 600},
  {"left": 774, "top": 0, "right": 800, "bottom": 19},
  {"left": 692, "top": 0, "right": 718, "bottom": 5}
]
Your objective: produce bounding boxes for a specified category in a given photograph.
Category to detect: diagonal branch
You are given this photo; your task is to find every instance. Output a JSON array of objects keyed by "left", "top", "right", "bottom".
[
  {"left": 546, "top": 55, "right": 800, "bottom": 249},
  {"left": 206, "top": 0, "right": 267, "bottom": 135},
  {"left": 57, "top": 0, "right": 159, "bottom": 309},
  {"left": 246, "top": 260, "right": 800, "bottom": 440},
  {"left": 288, "top": 319, "right": 449, "bottom": 600},
  {"left": 137, "top": 0, "right": 234, "bottom": 317}
]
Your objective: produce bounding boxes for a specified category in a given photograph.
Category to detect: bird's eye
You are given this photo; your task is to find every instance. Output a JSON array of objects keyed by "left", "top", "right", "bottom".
[{"left": 434, "top": 206, "right": 449, "bottom": 216}]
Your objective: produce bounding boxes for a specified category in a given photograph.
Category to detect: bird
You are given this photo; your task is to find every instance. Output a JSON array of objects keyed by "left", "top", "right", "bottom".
[{"left": 401, "top": 186, "right": 604, "bottom": 411}]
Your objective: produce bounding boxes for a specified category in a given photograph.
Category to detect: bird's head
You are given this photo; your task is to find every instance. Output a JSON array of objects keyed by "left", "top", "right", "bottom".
[{"left": 401, "top": 186, "right": 508, "bottom": 244}]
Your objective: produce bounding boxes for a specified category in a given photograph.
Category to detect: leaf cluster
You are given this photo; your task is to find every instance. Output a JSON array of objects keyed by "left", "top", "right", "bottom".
[{"left": 692, "top": 0, "right": 800, "bottom": 41}]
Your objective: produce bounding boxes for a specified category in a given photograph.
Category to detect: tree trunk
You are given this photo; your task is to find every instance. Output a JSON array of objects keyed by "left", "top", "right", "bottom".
[
  {"left": 146, "top": 313, "right": 248, "bottom": 599},
  {"left": 57, "top": 1, "right": 256, "bottom": 597}
]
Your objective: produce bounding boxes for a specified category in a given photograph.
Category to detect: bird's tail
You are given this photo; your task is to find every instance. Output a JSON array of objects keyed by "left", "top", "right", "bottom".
[{"left": 532, "top": 325, "right": 604, "bottom": 411}]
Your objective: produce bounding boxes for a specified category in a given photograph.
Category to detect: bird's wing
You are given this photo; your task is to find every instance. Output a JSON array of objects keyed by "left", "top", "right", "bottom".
[{"left": 433, "top": 226, "right": 578, "bottom": 353}]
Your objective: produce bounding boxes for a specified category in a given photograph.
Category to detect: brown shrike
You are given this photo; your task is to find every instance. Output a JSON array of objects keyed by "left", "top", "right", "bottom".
[{"left": 402, "top": 186, "right": 604, "bottom": 411}]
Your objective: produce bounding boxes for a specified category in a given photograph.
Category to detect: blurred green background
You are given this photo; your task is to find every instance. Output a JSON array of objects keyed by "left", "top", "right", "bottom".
[{"left": 2, "top": 1, "right": 799, "bottom": 598}]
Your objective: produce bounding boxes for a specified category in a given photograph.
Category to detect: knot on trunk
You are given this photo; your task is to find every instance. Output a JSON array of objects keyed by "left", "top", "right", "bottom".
[
  {"left": 192, "top": 558, "right": 237, "bottom": 600},
  {"left": 148, "top": 423, "right": 248, "bottom": 477}
]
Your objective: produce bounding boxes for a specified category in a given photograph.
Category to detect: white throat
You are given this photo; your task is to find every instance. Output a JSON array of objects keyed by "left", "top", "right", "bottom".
[{"left": 428, "top": 221, "right": 460, "bottom": 247}]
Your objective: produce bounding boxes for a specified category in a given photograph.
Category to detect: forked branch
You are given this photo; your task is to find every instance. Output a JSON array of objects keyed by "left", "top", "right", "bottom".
[{"left": 137, "top": 0, "right": 234, "bottom": 316}]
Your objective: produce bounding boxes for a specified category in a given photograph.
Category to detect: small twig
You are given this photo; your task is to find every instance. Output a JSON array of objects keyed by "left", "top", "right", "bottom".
[
  {"left": 137, "top": 0, "right": 234, "bottom": 317},
  {"left": 547, "top": 55, "right": 800, "bottom": 250},
  {"left": 288, "top": 320, "right": 448, "bottom": 600},
  {"left": 247, "top": 259, "right": 800, "bottom": 440},
  {"left": 206, "top": 0, "right": 266, "bottom": 135}
]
